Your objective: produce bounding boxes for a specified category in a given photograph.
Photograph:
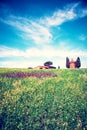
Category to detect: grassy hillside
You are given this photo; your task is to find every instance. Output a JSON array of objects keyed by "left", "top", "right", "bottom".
[{"left": 0, "top": 68, "right": 87, "bottom": 130}]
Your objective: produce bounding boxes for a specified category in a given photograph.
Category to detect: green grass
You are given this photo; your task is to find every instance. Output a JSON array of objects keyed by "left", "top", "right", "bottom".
[{"left": 0, "top": 68, "right": 87, "bottom": 130}]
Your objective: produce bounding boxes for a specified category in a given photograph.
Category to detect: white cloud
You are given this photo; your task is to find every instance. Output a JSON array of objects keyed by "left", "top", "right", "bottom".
[
  {"left": 0, "top": 61, "right": 36, "bottom": 68},
  {"left": 42, "top": 8, "right": 76, "bottom": 27},
  {"left": 0, "top": 3, "right": 87, "bottom": 68},
  {"left": 80, "top": 9, "right": 87, "bottom": 17},
  {"left": 0, "top": 45, "right": 87, "bottom": 58},
  {"left": 1, "top": 3, "right": 87, "bottom": 45},
  {"left": 1, "top": 16, "right": 52, "bottom": 44},
  {"left": 39, "top": 2, "right": 87, "bottom": 27},
  {"left": 0, "top": 45, "right": 87, "bottom": 68},
  {"left": 0, "top": 46, "right": 24, "bottom": 57},
  {"left": 1, "top": 45, "right": 87, "bottom": 58},
  {"left": 0, "top": 56, "right": 87, "bottom": 68},
  {"left": 79, "top": 34, "right": 87, "bottom": 41}
]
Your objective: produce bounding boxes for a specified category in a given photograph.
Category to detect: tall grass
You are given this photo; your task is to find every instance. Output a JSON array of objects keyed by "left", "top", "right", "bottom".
[{"left": 0, "top": 68, "right": 87, "bottom": 130}]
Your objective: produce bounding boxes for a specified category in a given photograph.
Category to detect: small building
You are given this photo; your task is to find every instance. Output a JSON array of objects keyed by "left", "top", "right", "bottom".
[
  {"left": 69, "top": 59, "right": 76, "bottom": 68},
  {"left": 66, "top": 57, "right": 81, "bottom": 69}
]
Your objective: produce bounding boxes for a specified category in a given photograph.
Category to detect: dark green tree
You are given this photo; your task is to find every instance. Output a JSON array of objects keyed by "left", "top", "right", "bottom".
[
  {"left": 44, "top": 61, "right": 53, "bottom": 66},
  {"left": 66, "top": 57, "right": 70, "bottom": 68},
  {"left": 76, "top": 57, "right": 81, "bottom": 68}
]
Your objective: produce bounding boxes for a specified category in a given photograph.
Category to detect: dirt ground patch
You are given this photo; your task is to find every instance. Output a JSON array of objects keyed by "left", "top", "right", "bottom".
[{"left": 2, "top": 71, "right": 57, "bottom": 78}]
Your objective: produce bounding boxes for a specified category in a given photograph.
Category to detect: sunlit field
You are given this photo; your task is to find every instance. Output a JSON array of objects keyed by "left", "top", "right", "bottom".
[{"left": 0, "top": 68, "right": 87, "bottom": 130}]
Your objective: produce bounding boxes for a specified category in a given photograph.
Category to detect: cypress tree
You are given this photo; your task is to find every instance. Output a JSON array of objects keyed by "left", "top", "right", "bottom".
[
  {"left": 76, "top": 57, "right": 81, "bottom": 68},
  {"left": 66, "top": 57, "right": 70, "bottom": 68}
]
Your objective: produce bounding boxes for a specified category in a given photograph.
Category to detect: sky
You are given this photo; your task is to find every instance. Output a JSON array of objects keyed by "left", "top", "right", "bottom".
[{"left": 0, "top": 0, "right": 87, "bottom": 68}]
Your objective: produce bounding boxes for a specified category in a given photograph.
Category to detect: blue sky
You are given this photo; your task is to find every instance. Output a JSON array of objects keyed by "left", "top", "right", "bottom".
[{"left": 0, "top": 0, "right": 87, "bottom": 68}]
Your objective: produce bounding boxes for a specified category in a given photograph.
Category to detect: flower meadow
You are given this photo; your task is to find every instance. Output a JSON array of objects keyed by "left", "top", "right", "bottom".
[{"left": 0, "top": 68, "right": 87, "bottom": 130}]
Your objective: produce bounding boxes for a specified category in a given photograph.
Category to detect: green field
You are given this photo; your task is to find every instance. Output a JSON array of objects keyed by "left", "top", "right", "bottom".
[{"left": 0, "top": 68, "right": 87, "bottom": 130}]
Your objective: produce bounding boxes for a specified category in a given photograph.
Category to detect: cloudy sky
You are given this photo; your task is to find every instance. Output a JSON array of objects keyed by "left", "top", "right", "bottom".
[{"left": 0, "top": 0, "right": 87, "bottom": 68}]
